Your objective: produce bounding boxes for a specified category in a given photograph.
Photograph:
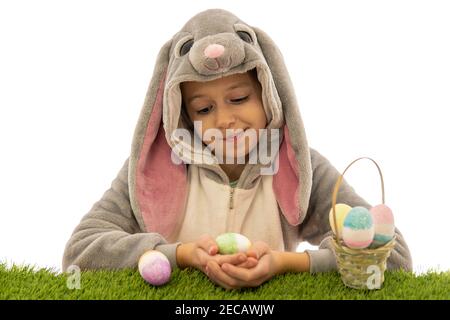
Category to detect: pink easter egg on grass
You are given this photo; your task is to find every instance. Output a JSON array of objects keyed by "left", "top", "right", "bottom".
[{"left": 138, "top": 250, "right": 171, "bottom": 286}]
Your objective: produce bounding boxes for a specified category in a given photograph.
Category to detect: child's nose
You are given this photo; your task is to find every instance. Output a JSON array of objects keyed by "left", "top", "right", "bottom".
[
  {"left": 204, "top": 44, "right": 225, "bottom": 59},
  {"left": 216, "top": 107, "right": 236, "bottom": 129}
]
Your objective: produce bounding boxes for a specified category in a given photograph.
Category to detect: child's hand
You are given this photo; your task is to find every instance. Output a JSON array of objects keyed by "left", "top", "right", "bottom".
[
  {"left": 204, "top": 240, "right": 282, "bottom": 290},
  {"left": 176, "top": 234, "right": 258, "bottom": 274}
]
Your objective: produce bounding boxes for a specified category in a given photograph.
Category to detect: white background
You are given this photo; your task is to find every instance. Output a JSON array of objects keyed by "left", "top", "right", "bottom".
[{"left": 1, "top": 0, "right": 449, "bottom": 274}]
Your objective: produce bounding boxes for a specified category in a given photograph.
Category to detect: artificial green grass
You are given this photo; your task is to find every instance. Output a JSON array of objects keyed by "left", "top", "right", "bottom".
[{"left": 1, "top": 262, "right": 448, "bottom": 300}]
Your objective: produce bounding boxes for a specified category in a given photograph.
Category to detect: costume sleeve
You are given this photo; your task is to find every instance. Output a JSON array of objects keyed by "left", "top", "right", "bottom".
[
  {"left": 61, "top": 158, "right": 181, "bottom": 272},
  {"left": 300, "top": 148, "right": 413, "bottom": 273}
]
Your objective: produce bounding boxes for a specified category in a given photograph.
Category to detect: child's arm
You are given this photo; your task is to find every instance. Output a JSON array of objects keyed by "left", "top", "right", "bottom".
[
  {"left": 300, "top": 148, "right": 413, "bottom": 273},
  {"left": 62, "top": 158, "right": 179, "bottom": 271},
  {"left": 274, "top": 251, "right": 310, "bottom": 273}
]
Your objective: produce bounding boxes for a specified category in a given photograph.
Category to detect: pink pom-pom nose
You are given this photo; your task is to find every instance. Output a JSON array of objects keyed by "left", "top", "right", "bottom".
[{"left": 204, "top": 44, "right": 225, "bottom": 59}]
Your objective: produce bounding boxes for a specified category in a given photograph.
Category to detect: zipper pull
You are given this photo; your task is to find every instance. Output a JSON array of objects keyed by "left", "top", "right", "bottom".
[{"left": 229, "top": 187, "right": 235, "bottom": 210}]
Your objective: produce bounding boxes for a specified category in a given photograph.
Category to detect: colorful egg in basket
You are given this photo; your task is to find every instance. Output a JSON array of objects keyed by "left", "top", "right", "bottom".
[{"left": 329, "top": 157, "right": 396, "bottom": 290}]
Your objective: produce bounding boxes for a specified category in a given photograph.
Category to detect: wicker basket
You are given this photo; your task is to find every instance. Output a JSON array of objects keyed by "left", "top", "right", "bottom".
[{"left": 330, "top": 157, "right": 396, "bottom": 290}]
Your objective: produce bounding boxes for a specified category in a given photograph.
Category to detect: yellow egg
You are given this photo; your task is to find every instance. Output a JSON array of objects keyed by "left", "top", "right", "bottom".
[{"left": 329, "top": 203, "right": 352, "bottom": 239}]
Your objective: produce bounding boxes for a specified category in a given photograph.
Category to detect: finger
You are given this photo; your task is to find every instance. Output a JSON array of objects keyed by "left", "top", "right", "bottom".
[
  {"left": 207, "top": 261, "right": 242, "bottom": 290},
  {"left": 197, "top": 234, "right": 218, "bottom": 255},
  {"left": 206, "top": 262, "right": 236, "bottom": 290},
  {"left": 221, "top": 261, "right": 267, "bottom": 285},
  {"left": 246, "top": 241, "right": 270, "bottom": 260},
  {"left": 236, "top": 257, "right": 258, "bottom": 269},
  {"left": 206, "top": 269, "right": 235, "bottom": 291},
  {"left": 214, "top": 253, "right": 247, "bottom": 266},
  {"left": 221, "top": 262, "right": 252, "bottom": 282}
]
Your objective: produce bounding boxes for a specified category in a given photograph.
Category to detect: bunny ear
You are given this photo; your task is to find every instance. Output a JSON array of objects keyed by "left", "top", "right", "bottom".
[
  {"left": 253, "top": 27, "right": 312, "bottom": 226},
  {"left": 129, "top": 39, "right": 188, "bottom": 240}
]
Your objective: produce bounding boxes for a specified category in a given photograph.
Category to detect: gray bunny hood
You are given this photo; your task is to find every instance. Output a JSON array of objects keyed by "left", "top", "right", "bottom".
[{"left": 128, "top": 9, "right": 312, "bottom": 240}]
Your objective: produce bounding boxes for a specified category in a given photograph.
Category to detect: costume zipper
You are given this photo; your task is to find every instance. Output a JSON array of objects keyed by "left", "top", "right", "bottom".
[{"left": 229, "top": 187, "right": 235, "bottom": 210}]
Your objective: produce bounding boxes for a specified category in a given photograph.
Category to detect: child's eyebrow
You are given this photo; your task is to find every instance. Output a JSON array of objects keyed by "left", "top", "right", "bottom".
[
  {"left": 188, "top": 82, "right": 251, "bottom": 104},
  {"left": 226, "top": 81, "right": 251, "bottom": 91}
]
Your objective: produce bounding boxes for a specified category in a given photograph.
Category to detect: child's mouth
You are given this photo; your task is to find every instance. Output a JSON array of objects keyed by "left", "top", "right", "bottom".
[{"left": 223, "top": 129, "right": 246, "bottom": 142}]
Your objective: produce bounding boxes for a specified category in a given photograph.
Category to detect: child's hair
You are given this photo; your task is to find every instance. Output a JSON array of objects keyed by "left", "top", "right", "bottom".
[{"left": 180, "top": 68, "right": 259, "bottom": 132}]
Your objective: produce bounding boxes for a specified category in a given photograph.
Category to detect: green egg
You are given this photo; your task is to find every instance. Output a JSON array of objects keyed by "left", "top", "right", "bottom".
[{"left": 215, "top": 233, "right": 251, "bottom": 254}]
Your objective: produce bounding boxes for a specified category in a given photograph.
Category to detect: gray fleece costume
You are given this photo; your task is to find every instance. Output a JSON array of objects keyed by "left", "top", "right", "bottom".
[{"left": 62, "top": 9, "right": 412, "bottom": 274}]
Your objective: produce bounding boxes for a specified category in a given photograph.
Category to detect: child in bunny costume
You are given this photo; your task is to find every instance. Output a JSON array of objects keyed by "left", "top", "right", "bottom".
[{"left": 62, "top": 9, "right": 412, "bottom": 290}]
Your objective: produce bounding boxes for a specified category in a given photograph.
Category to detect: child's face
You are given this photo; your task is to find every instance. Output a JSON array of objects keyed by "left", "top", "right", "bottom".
[{"left": 180, "top": 71, "right": 267, "bottom": 161}]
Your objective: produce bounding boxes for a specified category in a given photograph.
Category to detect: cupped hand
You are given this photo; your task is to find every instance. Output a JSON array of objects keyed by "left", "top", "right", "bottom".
[
  {"left": 185, "top": 234, "right": 258, "bottom": 274},
  {"left": 205, "top": 240, "right": 282, "bottom": 290}
]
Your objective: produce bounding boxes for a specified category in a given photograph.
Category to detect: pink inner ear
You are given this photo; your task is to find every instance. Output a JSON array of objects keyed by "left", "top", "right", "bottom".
[
  {"left": 273, "top": 125, "right": 301, "bottom": 226},
  {"left": 136, "top": 71, "right": 187, "bottom": 239}
]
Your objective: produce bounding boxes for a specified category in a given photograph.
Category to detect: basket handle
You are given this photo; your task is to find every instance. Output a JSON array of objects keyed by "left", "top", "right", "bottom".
[{"left": 331, "top": 157, "right": 385, "bottom": 241}]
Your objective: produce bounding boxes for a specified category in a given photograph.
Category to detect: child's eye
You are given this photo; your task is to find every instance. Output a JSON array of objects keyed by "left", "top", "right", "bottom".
[
  {"left": 230, "top": 96, "right": 249, "bottom": 103},
  {"left": 197, "top": 106, "right": 212, "bottom": 115}
]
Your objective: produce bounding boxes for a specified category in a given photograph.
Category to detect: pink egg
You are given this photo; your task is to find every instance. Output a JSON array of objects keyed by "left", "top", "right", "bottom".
[
  {"left": 370, "top": 204, "right": 395, "bottom": 248},
  {"left": 138, "top": 250, "right": 171, "bottom": 286},
  {"left": 370, "top": 204, "right": 394, "bottom": 224}
]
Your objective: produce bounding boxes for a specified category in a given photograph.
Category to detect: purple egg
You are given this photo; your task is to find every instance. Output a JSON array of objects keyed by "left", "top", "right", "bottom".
[{"left": 138, "top": 250, "right": 171, "bottom": 286}]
